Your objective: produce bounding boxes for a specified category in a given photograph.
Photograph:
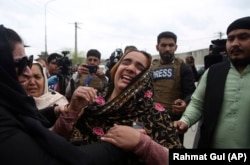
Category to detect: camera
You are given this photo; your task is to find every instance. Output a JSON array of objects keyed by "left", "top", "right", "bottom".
[
  {"left": 56, "top": 51, "right": 72, "bottom": 76},
  {"left": 210, "top": 39, "right": 226, "bottom": 54},
  {"left": 105, "top": 48, "right": 123, "bottom": 83},
  {"left": 85, "top": 65, "right": 98, "bottom": 73},
  {"left": 205, "top": 39, "right": 228, "bottom": 70},
  {"left": 106, "top": 48, "right": 123, "bottom": 69}
]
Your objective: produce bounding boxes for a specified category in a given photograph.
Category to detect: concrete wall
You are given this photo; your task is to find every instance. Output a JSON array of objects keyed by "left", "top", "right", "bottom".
[
  {"left": 152, "top": 48, "right": 209, "bottom": 65},
  {"left": 101, "top": 48, "right": 209, "bottom": 66}
]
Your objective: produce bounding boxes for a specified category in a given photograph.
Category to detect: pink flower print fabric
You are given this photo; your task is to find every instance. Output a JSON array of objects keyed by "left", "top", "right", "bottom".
[
  {"left": 93, "top": 127, "right": 104, "bottom": 136},
  {"left": 154, "top": 103, "right": 165, "bottom": 111},
  {"left": 95, "top": 96, "right": 105, "bottom": 105},
  {"left": 144, "top": 90, "right": 153, "bottom": 98}
]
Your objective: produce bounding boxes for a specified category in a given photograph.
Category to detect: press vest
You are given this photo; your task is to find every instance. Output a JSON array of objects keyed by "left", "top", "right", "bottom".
[{"left": 152, "top": 58, "right": 184, "bottom": 110}]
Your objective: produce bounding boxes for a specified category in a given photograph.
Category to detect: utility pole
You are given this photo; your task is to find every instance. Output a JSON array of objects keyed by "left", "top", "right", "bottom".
[
  {"left": 217, "top": 31, "right": 224, "bottom": 39},
  {"left": 74, "top": 22, "right": 80, "bottom": 55},
  {"left": 44, "top": 0, "right": 56, "bottom": 56},
  {"left": 219, "top": 32, "right": 224, "bottom": 39},
  {"left": 70, "top": 22, "right": 81, "bottom": 64}
]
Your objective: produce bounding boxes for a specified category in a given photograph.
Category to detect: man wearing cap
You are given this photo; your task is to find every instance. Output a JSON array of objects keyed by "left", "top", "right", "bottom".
[{"left": 174, "top": 16, "right": 250, "bottom": 148}]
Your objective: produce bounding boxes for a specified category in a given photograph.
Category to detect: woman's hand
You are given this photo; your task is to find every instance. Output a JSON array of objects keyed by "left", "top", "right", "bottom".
[
  {"left": 101, "top": 124, "right": 146, "bottom": 151},
  {"left": 67, "top": 86, "right": 97, "bottom": 112}
]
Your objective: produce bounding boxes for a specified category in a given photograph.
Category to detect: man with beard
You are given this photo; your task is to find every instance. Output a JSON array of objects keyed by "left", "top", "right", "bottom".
[
  {"left": 152, "top": 31, "right": 196, "bottom": 144},
  {"left": 174, "top": 16, "right": 250, "bottom": 148}
]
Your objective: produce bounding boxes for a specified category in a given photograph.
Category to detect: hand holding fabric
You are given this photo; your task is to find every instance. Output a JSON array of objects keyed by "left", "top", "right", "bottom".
[
  {"left": 67, "top": 86, "right": 97, "bottom": 112},
  {"left": 101, "top": 124, "right": 143, "bottom": 151},
  {"left": 101, "top": 124, "right": 169, "bottom": 165}
]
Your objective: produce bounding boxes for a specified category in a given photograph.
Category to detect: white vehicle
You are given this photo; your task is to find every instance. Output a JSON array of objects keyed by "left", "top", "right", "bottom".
[{"left": 99, "top": 64, "right": 107, "bottom": 73}]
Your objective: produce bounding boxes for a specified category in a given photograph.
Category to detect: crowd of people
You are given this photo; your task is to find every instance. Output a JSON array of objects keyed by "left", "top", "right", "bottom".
[{"left": 0, "top": 16, "right": 250, "bottom": 164}]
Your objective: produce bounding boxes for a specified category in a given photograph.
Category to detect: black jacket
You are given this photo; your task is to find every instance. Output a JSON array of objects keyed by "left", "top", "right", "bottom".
[
  {"left": 198, "top": 61, "right": 230, "bottom": 148},
  {"left": 0, "top": 25, "right": 126, "bottom": 165}
]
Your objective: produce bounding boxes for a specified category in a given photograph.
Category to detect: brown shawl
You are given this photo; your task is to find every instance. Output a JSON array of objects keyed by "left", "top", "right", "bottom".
[{"left": 70, "top": 65, "right": 183, "bottom": 149}]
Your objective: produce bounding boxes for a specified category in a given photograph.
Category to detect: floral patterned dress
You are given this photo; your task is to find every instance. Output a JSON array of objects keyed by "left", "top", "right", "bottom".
[{"left": 69, "top": 67, "right": 183, "bottom": 149}]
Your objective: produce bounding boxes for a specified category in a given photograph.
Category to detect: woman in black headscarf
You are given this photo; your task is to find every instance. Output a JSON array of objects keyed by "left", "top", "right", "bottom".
[{"left": 0, "top": 25, "right": 126, "bottom": 165}]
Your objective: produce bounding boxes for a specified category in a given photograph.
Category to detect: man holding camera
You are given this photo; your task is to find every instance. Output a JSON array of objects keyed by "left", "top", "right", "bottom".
[
  {"left": 46, "top": 53, "right": 62, "bottom": 93},
  {"left": 65, "top": 49, "right": 108, "bottom": 100}
]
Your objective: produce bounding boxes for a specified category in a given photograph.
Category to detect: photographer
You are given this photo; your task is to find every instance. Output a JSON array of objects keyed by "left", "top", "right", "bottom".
[
  {"left": 65, "top": 49, "right": 108, "bottom": 100},
  {"left": 56, "top": 51, "right": 72, "bottom": 96},
  {"left": 47, "top": 52, "right": 72, "bottom": 95},
  {"left": 105, "top": 48, "right": 123, "bottom": 83},
  {"left": 47, "top": 53, "right": 61, "bottom": 93},
  {"left": 185, "top": 54, "right": 200, "bottom": 82}
]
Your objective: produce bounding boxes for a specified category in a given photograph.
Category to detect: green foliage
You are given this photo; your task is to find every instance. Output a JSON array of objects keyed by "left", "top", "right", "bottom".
[{"left": 71, "top": 50, "right": 86, "bottom": 65}]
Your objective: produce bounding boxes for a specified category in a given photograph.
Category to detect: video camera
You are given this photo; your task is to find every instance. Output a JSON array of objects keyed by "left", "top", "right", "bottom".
[
  {"left": 205, "top": 39, "right": 228, "bottom": 69},
  {"left": 105, "top": 48, "right": 123, "bottom": 83},
  {"left": 210, "top": 39, "right": 226, "bottom": 54},
  {"left": 56, "top": 51, "right": 72, "bottom": 76},
  {"left": 106, "top": 48, "right": 123, "bottom": 69}
]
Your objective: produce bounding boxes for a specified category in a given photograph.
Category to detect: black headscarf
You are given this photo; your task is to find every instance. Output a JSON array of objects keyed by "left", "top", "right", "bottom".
[{"left": 0, "top": 25, "right": 93, "bottom": 165}]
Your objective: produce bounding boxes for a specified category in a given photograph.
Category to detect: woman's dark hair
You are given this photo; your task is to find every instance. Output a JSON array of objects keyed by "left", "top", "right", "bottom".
[
  {"left": 124, "top": 45, "right": 137, "bottom": 54},
  {"left": 0, "top": 25, "right": 23, "bottom": 80},
  {"left": 4, "top": 26, "right": 23, "bottom": 52}
]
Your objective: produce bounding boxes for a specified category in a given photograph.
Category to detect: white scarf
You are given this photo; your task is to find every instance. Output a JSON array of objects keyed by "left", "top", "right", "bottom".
[{"left": 33, "top": 62, "right": 68, "bottom": 109}]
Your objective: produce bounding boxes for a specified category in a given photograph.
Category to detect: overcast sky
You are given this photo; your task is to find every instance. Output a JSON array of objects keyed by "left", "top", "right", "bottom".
[{"left": 1, "top": 0, "right": 250, "bottom": 59}]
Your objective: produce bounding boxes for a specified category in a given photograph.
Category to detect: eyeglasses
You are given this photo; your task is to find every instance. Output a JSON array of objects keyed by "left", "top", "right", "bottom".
[{"left": 15, "top": 55, "right": 33, "bottom": 75}]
